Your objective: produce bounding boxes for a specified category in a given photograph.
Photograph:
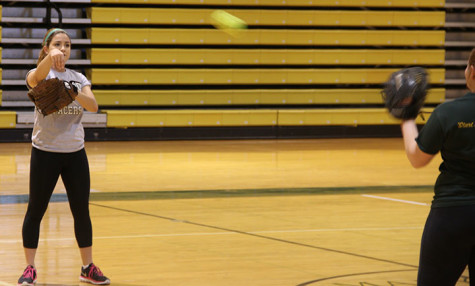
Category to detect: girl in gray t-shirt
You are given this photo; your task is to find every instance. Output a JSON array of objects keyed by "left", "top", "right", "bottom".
[{"left": 18, "top": 28, "right": 110, "bottom": 285}]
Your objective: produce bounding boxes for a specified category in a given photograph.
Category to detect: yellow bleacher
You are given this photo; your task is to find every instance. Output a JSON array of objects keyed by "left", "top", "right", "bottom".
[
  {"left": 0, "top": 111, "right": 16, "bottom": 128},
  {"left": 88, "top": 28, "right": 446, "bottom": 46},
  {"left": 94, "top": 89, "right": 445, "bottom": 106},
  {"left": 104, "top": 109, "right": 278, "bottom": 127},
  {"left": 88, "top": 8, "right": 445, "bottom": 27},
  {"left": 278, "top": 108, "right": 432, "bottom": 126},
  {"left": 85, "top": 1, "right": 445, "bottom": 130},
  {"left": 90, "top": 0, "right": 445, "bottom": 8},
  {"left": 89, "top": 68, "right": 445, "bottom": 85},
  {"left": 89, "top": 49, "right": 445, "bottom": 65},
  {"left": 103, "top": 108, "right": 431, "bottom": 128}
]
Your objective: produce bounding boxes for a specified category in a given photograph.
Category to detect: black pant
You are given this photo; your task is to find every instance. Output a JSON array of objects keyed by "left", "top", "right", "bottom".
[
  {"left": 22, "top": 147, "right": 92, "bottom": 248},
  {"left": 418, "top": 205, "right": 475, "bottom": 285}
]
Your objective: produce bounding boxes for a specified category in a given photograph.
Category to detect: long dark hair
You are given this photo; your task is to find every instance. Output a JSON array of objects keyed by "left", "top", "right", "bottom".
[{"left": 37, "top": 28, "right": 70, "bottom": 66}]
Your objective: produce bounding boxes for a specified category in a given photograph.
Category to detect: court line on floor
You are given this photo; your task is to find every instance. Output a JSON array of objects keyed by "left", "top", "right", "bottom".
[
  {"left": 362, "top": 194, "right": 429, "bottom": 206},
  {"left": 297, "top": 269, "right": 418, "bottom": 285},
  {"left": 89, "top": 202, "right": 419, "bottom": 268},
  {"left": 0, "top": 226, "right": 423, "bottom": 244},
  {"left": 0, "top": 281, "right": 15, "bottom": 286},
  {"left": 0, "top": 185, "right": 434, "bottom": 205}
]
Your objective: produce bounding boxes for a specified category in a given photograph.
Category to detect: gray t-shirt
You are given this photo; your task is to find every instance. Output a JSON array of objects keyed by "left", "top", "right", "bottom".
[{"left": 27, "top": 68, "right": 91, "bottom": 153}]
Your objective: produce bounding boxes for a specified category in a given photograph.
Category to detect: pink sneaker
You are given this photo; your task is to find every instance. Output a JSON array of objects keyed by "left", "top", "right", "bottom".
[
  {"left": 17, "top": 265, "right": 37, "bottom": 286},
  {"left": 80, "top": 263, "right": 110, "bottom": 285}
]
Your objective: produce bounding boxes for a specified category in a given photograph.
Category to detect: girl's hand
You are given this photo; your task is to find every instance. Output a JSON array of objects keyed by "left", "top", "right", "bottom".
[{"left": 49, "top": 49, "right": 65, "bottom": 71}]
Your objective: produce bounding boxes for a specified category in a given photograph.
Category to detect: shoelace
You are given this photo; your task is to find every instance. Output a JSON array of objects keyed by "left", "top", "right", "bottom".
[
  {"left": 22, "top": 267, "right": 35, "bottom": 279},
  {"left": 89, "top": 264, "right": 104, "bottom": 277}
]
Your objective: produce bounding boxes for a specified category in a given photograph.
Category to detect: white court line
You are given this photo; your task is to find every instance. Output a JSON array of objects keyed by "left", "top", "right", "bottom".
[
  {"left": 0, "top": 226, "right": 422, "bottom": 244},
  {"left": 362, "top": 194, "right": 429, "bottom": 206},
  {"left": 0, "top": 281, "right": 15, "bottom": 286}
]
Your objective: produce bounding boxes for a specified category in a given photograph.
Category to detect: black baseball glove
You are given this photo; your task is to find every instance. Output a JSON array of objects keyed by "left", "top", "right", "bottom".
[{"left": 381, "top": 67, "right": 429, "bottom": 120}]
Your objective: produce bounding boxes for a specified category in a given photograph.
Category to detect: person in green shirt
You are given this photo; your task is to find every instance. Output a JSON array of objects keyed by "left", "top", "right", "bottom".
[{"left": 401, "top": 48, "right": 475, "bottom": 285}]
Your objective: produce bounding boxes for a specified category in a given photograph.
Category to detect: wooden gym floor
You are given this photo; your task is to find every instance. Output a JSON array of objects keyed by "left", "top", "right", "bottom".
[{"left": 0, "top": 138, "right": 470, "bottom": 285}]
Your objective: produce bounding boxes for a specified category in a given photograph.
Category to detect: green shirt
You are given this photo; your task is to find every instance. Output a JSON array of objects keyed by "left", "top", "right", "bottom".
[{"left": 416, "top": 92, "right": 475, "bottom": 208}]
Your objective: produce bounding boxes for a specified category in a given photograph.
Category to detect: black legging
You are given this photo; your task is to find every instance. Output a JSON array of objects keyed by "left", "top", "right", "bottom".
[
  {"left": 418, "top": 205, "right": 475, "bottom": 285},
  {"left": 22, "top": 147, "right": 92, "bottom": 248}
]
